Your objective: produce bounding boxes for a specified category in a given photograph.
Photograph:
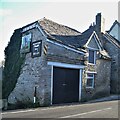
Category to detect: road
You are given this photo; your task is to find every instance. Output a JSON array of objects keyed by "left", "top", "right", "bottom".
[{"left": 2, "top": 100, "right": 119, "bottom": 118}]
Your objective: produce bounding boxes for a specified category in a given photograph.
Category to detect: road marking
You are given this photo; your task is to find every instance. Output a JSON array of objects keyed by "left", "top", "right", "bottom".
[
  {"left": 60, "top": 107, "right": 112, "bottom": 118},
  {"left": 1, "top": 109, "right": 38, "bottom": 115},
  {"left": 41, "top": 105, "right": 79, "bottom": 111},
  {"left": 2, "top": 101, "right": 113, "bottom": 115},
  {"left": 1, "top": 105, "right": 80, "bottom": 115},
  {"left": 2, "top": 104, "right": 85, "bottom": 115},
  {"left": 41, "top": 103, "right": 94, "bottom": 111}
]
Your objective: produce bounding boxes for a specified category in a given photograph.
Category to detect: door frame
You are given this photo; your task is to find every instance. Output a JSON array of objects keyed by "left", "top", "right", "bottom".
[{"left": 48, "top": 61, "right": 85, "bottom": 105}]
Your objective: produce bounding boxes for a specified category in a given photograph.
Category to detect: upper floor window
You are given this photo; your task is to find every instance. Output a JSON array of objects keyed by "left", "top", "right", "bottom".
[{"left": 88, "top": 49, "right": 96, "bottom": 64}]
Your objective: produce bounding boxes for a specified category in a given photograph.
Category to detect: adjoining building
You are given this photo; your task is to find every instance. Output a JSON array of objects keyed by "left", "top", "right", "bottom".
[
  {"left": 0, "top": 61, "right": 4, "bottom": 81},
  {"left": 7, "top": 13, "right": 119, "bottom": 106},
  {"left": 102, "top": 20, "right": 120, "bottom": 94}
]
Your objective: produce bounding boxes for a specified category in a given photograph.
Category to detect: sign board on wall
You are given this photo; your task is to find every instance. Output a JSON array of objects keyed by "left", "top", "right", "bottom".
[
  {"left": 20, "top": 33, "right": 32, "bottom": 53},
  {"left": 22, "top": 23, "right": 36, "bottom": 33},
  {"left": 31, "top": 40, "right": 42, "bottom": 57}
]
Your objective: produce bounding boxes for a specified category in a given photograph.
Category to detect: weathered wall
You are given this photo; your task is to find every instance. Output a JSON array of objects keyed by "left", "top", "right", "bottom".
[
  {"left": 81, "top": 51, "right": 111, "bottom": 101},
  {"left": 118, "top": 48, "right": 120, "bottom": 93},
  {"left": 8, "top": 27, "right": 51, "bottom": 106},
  {"left": 103, "top": 39, "right": 119, "bottom": 94},
  {"left": 46, "top": 40, "right": 84, "bottom": 65},
  {"left": 93, "top": 59, "right": 111, "bottom": 98},
  {"left": 8, "top": 26, "right": 85, "bottom": 106}
]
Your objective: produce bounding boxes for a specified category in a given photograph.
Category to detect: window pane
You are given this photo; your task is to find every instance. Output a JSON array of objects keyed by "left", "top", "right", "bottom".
[
  {"left": 86, "top": 78, "right": 93, "bottom": 87},
  {"left": 87, "top": 73, "right": 94, "bottom": 78},
  {"left": 89, "top": 50, "right": 94, "bottom": 63}
]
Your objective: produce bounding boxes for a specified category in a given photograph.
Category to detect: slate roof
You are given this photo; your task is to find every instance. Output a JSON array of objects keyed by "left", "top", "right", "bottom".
[
  {"left": 38, "top": 18, "right": 87, "bottom": 52},
  {"left": 79, "top": 25, "right": 96, "bottom": 47},
  {"left": 21, "top": 17, "right": 113, "bottom": 59},
  {"left": 38, "top": 18, "right": 97, "bottom": 51},
  {"left": 38, "top": 18, "right": 112, "bottom": 59},
  {"left": 107, "top": 20, "right": 120, "bottom": 33},
  {"left": 81, "top": 22, "right": 120, "bottom": 51},
  {"left": 103, "top": 32, "right": 120, "bottom": 48},
  {"left": 38, "top": 18, "right": 81, "bottom": 36},
  {"left": 104, "top": 20, "right": 120, "bottom": 48}
]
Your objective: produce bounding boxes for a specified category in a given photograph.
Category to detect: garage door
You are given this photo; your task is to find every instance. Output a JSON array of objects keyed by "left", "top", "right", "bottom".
[{"left": 53, "top": 66, "right": 79, "bottom": 104}]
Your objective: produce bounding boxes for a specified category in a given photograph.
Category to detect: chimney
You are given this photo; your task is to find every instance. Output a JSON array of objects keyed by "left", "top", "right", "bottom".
[{"left": 96, "top": 13, "right": 105, "bottom": 34}]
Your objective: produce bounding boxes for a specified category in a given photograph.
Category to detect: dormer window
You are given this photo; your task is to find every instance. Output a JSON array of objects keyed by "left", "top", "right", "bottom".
[{"left": 88, "top": 49, "right": 96, "bottom": 64}]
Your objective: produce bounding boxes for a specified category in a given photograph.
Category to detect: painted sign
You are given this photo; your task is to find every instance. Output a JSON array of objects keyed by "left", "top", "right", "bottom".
[
  {"left": 20, "top": 33, "right": 32, "bottom": 53},
  {"left": 31, "top": 41, "right": 42, "bottom": 57},
  {"left": 22, "top": 23, "right": 36, "bottom": 33}
]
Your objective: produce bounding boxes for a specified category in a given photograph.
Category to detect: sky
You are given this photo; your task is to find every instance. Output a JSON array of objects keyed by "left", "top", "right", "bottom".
[{"left": 0, "top": 0, "right": 118, "bottom": 62}]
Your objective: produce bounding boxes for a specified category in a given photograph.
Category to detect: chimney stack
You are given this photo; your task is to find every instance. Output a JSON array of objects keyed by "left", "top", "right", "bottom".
[{"left": 96, "top": 13, "right": 105, "bottom": 34}]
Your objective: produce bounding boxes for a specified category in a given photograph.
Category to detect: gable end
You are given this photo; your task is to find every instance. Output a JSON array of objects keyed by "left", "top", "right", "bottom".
[{"left": 84, "top": 31, "right": 102, "bottom": 50}]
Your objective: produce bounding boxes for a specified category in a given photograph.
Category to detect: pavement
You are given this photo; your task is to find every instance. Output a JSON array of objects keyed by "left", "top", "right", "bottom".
[
  {"left": 1, "top": 95, "right": 120, "bottom": 119},
  {"left": 87, "top": 94, "right": 120, "bottom": 103}
]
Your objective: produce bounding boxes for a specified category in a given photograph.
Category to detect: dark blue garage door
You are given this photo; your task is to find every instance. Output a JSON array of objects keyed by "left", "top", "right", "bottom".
[{"left": 53, "top": 67, "right": 79, "bottom": 104}]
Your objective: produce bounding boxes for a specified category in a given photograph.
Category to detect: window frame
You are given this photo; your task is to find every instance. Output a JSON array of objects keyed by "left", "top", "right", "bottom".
[
  {"left": 88, "top": 49, "right": 96, "bottom": 65},
  {"left": 86, "top": 73, "right": 94, "bottom": 88}
]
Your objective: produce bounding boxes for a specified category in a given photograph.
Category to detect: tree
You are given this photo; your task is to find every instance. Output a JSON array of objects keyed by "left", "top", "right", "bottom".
[{"left": 2, "top": 28, "right": 25, "bottom": 99}]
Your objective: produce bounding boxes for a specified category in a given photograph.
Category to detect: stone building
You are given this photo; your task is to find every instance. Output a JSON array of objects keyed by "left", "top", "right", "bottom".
[
  {"left": 102, "top": 20, "right": 120, "bottom": 94},
  {"left": 8, "top": 13, "right": 118, "bottom": 106}
]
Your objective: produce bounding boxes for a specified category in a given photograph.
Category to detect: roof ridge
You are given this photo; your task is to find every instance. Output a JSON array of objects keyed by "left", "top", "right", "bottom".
[{"left": 38, "top": 17, "right": 81, "bottom": 34}]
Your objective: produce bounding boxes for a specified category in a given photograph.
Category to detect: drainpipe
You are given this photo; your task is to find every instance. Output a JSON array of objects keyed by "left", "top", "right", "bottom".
[{"left": 34, "top": 86, "right": 37, "bottom": 104}]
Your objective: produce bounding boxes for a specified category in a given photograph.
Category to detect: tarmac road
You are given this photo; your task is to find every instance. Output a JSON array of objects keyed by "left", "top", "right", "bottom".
[{"left": 2, "top": 100, "right": 119, "bottom": 119}]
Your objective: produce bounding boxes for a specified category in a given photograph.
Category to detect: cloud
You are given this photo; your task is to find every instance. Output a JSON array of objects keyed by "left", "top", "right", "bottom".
[{"left": 0, "top": 9, "right": 13, "bottom": 16}]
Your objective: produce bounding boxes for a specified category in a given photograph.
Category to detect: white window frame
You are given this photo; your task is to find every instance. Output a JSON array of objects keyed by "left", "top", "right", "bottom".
[
  {"left": 88, "top": 48, "right": 96, "bottom": 65},
  {"left": 86, "top": 73, "right": 94, "bottom": 88}
]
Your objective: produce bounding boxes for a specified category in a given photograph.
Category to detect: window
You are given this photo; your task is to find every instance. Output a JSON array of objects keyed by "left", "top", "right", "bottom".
[
  {"left": 88, "top": 49, "right": 96, "bottom": 64},
  {"left": 86, "top": 73, "right": 94, "bottom": 88}
]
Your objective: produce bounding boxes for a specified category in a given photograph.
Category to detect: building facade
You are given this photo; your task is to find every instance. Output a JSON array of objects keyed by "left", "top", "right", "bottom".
[
  {"left": 7, "top": 13, "right": 119, "bottom": 106},
  {"left": 103, "top": 21, "right": 120, "bottom": 94}
]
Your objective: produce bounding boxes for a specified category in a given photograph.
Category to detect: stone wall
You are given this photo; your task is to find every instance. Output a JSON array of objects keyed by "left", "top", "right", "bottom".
[
  {"left": 81, "top": 50, "right": 111, "bottom": 101},
  {"left": 118, "top": 49, "right": 120, "bottom": 94},
  {"left": 46, "top": 40, "right": 84, "bottom": 64},
  {"left": 8, "top": 27, "right": 50, "bottom": 105},
  {"left": 8, "top": 26, "right": 85, "bottom": 106},
  {"left": 103, "top": 39, "right": 119, "bottom": 94}
]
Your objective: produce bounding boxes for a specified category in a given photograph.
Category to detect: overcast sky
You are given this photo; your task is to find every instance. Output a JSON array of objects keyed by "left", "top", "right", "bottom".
[{"left": 0, "top": 0, "right": 118, "bottom": 62}]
